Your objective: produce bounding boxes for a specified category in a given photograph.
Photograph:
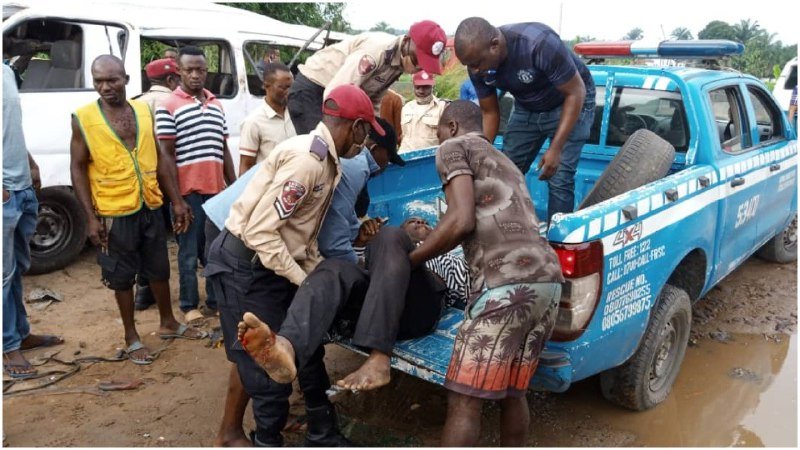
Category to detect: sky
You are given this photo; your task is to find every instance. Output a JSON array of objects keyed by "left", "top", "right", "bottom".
[{"left": 343, "top": 0, "right": 798, "bottom": 45}]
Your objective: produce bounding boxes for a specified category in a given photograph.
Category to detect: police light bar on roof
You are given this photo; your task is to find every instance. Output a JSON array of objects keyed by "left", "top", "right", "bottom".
[{"left": 573, "top": 40, "right": 745, "bottom": 59}]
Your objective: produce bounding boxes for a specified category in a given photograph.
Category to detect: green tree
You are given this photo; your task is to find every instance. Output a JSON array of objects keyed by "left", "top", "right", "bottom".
[
  {"left": 698, "top": 20, "right": 736, "bottom": 40},
  {"left": 222, "top": 2, "right": 351, "bottom": 32},
  {"left": 670, "top": 27, "right": 693, "bottom": 40},
  {"left": 732, "top": 19, "right": 764, "bottom": 44},
  {"left": 623, "top": 28, "right": 643, "bottom": 40}
]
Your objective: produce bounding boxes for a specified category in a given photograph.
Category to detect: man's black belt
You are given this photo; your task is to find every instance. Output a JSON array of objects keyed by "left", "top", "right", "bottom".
[{"left": 220, "top": 229, "right": 257, "bottom": 262}]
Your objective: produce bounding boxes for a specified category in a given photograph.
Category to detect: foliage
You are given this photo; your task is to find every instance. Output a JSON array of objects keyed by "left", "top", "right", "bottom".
[
  {"left": 670, "top": 27, "right": 693, "bottom": 40},
  {"left": 370, "top": 21, "right": 402, "bottom": 36},
  {"left": 435, "top": 64, "right": 468, "bottom": 101},
  {"left": 221, "top": 2, "right": 351, "bottom": 32},
  {"left": 698, "top": 21, "right": 736, "bottom": 41},
  {"left": 623, "top": 28, "right": 643, "bottom": 40}
]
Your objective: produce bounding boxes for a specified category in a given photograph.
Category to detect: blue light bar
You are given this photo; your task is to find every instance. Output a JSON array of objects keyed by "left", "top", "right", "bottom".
[{"left": 574, "top": 39, "right": 745, "bottom": 59}]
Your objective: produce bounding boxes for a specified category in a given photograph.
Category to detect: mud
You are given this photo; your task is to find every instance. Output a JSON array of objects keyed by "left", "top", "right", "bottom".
[{"left": 2, "top": 246, "right": 796, "bottom": 447}]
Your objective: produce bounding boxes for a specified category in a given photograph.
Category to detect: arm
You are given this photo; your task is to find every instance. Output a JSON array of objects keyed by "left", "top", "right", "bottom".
[
  {"left": 479, "top": 94, "right": 501, "bottom": 143},
  {"left": 27, "top": 152, "right": 40, "bottom": 194},
  {"left": 239, "top": 155, "right": 256, "bottom": 176},
  {"left": 409, "top": 175, "right": 475, "bottom": 268},
  {"left": 536, "top": 72, "right": 586, "bottom": 180},
  {"left": 222, "top": 139, "right": 236, "bottom": 185},
  {"left": 238, "top": 119, "right": 261, "bottom": 176},
  {"left": 155, "top": 134, "right": 192, "bottom": 234},
  {"left": 69, "top": 116, "right": 106, "bottom": 249}
]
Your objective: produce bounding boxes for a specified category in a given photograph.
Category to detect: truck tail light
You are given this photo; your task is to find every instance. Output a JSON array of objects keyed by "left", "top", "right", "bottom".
[{"left": 550, "top": 241, "right": 604, "bottom": 341}]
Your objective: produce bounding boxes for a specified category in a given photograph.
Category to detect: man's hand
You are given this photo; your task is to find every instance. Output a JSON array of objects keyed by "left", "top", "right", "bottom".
[
  {"left": 537, "top": 148, "right": 562, "bottom": 180},
  {"left": 87, "top": 216, "right": 108, "bottom": 250},
  {"left": 171, "top": 200, "right": 193, "bottom": 234},
  {"left": 354, "top": 218, "right": 383, "bottom": 247},
  {"left": 3, "top": 188, "right": 10, "bottom": 203},
  {"left": 29, "top": 165, "right": 41, "bottom": 194}
]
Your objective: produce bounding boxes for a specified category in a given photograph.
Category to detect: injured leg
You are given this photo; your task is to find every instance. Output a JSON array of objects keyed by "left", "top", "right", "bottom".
[{"left": 237, "top": 312, "right": 297, "bottom": 384}]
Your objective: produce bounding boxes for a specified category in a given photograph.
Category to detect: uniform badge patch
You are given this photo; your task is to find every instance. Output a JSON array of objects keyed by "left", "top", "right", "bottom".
[
  {"left": 517, "top": 70, "right": 534, "bottom": 83},
  {"left": 309, "top": 136, "right": 329, "bottom": 161},
  {"left": 274, "top": 180, "right": 307, "bottom": 220},
  {"left": 359, "top": 55, "right": 377, "bottom": 75}
]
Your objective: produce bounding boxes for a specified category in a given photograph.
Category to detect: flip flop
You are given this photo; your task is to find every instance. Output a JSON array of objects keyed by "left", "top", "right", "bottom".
[
  {"left": 20, "top": 334, "right": 64, "bottom": 352},
  {"left": 126, "top": 341, "right": 154, "bottom": 365},
  {"left": 3, "top": 361, "right": 38, "bottom": 380},
  {"left": 159, "top": 324, "right": 208, "bottom": 340}
]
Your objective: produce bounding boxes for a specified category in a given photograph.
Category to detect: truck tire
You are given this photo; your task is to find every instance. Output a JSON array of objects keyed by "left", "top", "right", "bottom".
[
  {"left": 756, "top": 215, "right": 797, "bottom": 263},
  {"left": 599, "top": 284, "right": 691, "bottom": 411},
  {"left": 28, "top": 187, "right": 87, "bottom": 275},
  {"left": 579, "top": 129, "right": 676, "bottom": 209}
]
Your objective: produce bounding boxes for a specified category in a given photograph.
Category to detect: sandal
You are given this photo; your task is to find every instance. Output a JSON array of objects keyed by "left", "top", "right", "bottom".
[
  {"left": 3, "top": 352, "right": 38, "bottom": 379},
  {"left": 126, "top": 341, "right": 154, "bottom": 365},
  {"left": 159, "top": 324, "right": 208, "bottom": 340},
  {"left": 20, "top": 334, "right": 64, "bottom": 352}
]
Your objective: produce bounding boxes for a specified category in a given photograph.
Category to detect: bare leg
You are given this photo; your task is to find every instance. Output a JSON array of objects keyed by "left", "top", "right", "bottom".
[
  {"left": 336, "top": 350, "right": 391, "bottom": 391},
  {"left": 441, "top": 391, "right": 482, "bottom": 446},
  {"left": 114, "top": 289, "right": 150, "bottom": 363},
  {"left": 214, "top": 364, "right": 252, "bottom": 447},
  {"left": 500, "top": 395, "right": 529, "bottom": 446},
  {"left": 237, "top": 312, "right": 297, "bottom": 383},
  {"left": 150, "top": 279, "right": 204, "bottom": 338}
]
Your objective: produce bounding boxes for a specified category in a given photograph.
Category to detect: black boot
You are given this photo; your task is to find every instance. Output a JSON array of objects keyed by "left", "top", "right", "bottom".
[
  {"left": 249, "top": 430, "right": 283, "bottom": 447},
  {"left": 303, "top": 404, "right": 356, "bottom": 447},
  {"left": 134, "top": 283, "right": 155, "bottom": 310}
]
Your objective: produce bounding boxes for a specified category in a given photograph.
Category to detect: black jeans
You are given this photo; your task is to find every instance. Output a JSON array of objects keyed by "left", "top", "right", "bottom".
[
  {"left": 281, "top": 227, "right": 447, "bottom": 369},
  {"left": 287, "top": 72, "right": 325, "bottom": 135},
  {"left": 206, "top": 230, "right": 332, "bottom": 445}
]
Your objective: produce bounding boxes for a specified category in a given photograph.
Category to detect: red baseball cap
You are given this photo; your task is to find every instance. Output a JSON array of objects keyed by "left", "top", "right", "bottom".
[
  {"left": 322, "top": 84, "right": 386, "bottom": 136},
  {"left": 412, "top": 70, "right": 435, "bottom": 86},
  {"left": 145, "top": 58, "right": 179, "bottom": 79},
  {"left": 409, "top": 20, "right": 447, "bottom": 75}
]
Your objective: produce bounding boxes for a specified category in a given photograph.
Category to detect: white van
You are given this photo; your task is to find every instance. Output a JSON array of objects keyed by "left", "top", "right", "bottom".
[
  {"left": 773, "top": 56, "right": 797, "bottom": 112},
  {"left": 2, "top": 0, "right": 345, "bottom": 273}
]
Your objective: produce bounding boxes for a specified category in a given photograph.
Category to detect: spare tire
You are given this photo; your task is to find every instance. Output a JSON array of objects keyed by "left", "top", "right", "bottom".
[{"left": 579, "top": 129, "right": 676, "bottom": 209}]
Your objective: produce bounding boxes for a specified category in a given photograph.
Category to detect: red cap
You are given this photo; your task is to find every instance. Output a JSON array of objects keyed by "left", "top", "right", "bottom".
[
  {"left": 145, "top": 58, "right": 179, "bottom": 79},
  {"left": 409, "top": 20, "right": 447, "bottom": 75},
  {"left": 412, "top": 70, "right": 435, "bottom": 86},
  {"left": 322, "top": 84, "right": 386, "bottom": 136}
]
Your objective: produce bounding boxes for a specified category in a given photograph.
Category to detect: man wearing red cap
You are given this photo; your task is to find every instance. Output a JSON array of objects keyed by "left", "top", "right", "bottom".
[
  {"left": 399, "top": 70, "right": 448, "bottom": 152},
  {"left": 134, "top": 58, "right": 181, "bottom": 113},
  {"left": 206, "top": 84, "right": 384, "bottom": 447},
  {"left": 288, "top": 20, "right": 447, "bottom": 135}
]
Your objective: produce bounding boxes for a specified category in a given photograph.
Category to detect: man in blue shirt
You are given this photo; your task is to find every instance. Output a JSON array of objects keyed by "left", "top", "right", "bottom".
[
  {"left": 454, "top": 18, "right": 596, "bottom": 221},
  {"left": 3, "top": 64, "right": 64, "bottom": 379}
]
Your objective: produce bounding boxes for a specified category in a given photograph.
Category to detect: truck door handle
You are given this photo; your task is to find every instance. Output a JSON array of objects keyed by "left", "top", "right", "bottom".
[
  {"left": 730, "top": 177, "right": 745, "bottom": 187},
  {"left": 770, "top": 163, "right": 781, "bottom": 172}
]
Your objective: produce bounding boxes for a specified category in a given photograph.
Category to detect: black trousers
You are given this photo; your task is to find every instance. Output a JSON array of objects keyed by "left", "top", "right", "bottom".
[
  {"left": 281, "top": 227, "right": 447, "bottom": 369},
  {"left": 287, "top": 72, "right": 325, "bottom": 135},
  {"left": 206, "top": 230, "right": 332, "bottom": 445}
]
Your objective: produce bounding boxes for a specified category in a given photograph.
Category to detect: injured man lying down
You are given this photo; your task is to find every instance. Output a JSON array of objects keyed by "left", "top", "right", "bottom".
[{"left": 236, "top": 216, "right": 469, "bottom": 391}]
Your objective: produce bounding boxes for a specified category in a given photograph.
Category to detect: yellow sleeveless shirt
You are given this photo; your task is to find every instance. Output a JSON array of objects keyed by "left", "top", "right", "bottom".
[{"left": 73, "top": 99, "right": 163, "bottom": 217}]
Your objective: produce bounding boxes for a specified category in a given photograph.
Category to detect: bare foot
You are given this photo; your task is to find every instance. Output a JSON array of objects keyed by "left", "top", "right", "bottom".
[
  {"left": 237, "top": 312, "right": 297, "bottom": 383},
  {"left": 20, "top": 334, "right": 64, "bottom": 351},
  {"left": 336, "top": 351, "right": 391, "bottom": 391},
  {"left": 213, "top": 430, "right": 252, "bottom": 447}
]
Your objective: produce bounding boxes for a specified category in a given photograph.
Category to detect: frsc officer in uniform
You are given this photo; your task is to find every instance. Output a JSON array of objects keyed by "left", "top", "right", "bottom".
[{"left": 205, "top": 84, "right": 386, "bottom": 447}]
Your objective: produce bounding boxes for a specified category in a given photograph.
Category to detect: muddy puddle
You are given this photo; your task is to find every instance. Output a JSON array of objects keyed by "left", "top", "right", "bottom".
[{"left": 332, "top": 333, "right": 797, "bottom": 447}]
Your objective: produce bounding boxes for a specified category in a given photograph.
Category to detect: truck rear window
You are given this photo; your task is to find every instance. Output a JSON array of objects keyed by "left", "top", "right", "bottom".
[{"left": 606, "top": 87, "right": 689, "bottom": 152}]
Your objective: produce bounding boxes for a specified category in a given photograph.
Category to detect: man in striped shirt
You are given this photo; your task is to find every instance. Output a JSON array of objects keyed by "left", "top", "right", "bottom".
[{"left": 155, "top": 45, "right": 235, "bottom": 321}]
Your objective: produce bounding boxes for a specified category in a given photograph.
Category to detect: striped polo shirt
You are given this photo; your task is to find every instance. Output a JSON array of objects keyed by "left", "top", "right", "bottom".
[{"left": 155, "top": 87, "right": 228, "bottom": 196}]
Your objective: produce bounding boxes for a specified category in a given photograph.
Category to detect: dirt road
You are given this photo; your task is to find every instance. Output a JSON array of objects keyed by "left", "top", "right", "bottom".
[{"left": 2, "top": 244, "right": 796, "bottom": 446}]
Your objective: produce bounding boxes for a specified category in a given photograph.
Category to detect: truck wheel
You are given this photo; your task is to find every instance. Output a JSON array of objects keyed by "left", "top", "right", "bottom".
[
  {"left": 756, "top": 215, "right": 797, "bottom": 263},
  {"left": 599, "top": 284, "right": 691, "bottom": 411},
  {"left": 28, "top": 187, "right": 87, "bottom": 275},
  {"left": 579, "top": 129, "right": 675, "bottom": 209}
]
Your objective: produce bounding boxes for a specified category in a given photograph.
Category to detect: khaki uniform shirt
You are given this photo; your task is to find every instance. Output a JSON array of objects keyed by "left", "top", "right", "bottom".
[
  {"left": 299, "top": 32, "right": 404, "bottom": 111},
  {"left": 134, "top": 84, "right": 172, "bottom": 113},
  {"left": 239, "top": 101, "right": 296, "bottom": 163},
  {"left": 399, "top": 96, "right": 447, "bottom": 153},
  {"left": 225, "top": 122, "right": 341, "bottom": 285}
]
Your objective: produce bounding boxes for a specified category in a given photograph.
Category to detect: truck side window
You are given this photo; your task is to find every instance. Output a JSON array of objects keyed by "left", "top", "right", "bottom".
[
  {"left": 606, "top": 87, "right": 689, "bottom": 152},
  {"left": 139, "top": 39, "right": 237, "bottom": 99},
  {"left": 586, "top": 86, "right": 606, "bottom": 145},
  {"left": 747, "top": 86, "right": 784, "bottom": 144},
  {"left": 709, "top": 87, "right": 750, "bottom": 153}
]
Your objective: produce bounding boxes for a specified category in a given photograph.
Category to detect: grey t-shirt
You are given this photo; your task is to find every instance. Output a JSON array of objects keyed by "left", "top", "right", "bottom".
[{"left": 3, "top": 64, "right": 31, "bottom": 191}]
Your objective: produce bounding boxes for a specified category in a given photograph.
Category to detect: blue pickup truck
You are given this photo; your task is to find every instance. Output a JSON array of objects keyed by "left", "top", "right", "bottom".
[{"left": 343, "top": 40, "right": 797, "bottom": 411}]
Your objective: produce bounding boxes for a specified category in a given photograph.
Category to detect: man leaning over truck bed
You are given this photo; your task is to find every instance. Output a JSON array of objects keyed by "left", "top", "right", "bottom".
[{"left": 409, "top": 100, "right": 564, "bottom": 446}]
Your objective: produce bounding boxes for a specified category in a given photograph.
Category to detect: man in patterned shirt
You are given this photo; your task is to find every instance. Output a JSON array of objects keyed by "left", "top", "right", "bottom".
[
  {"left": 409, "top": 100, "right": 564, "bottom": 446},
  {"left": 155, "top": 45, "right": 236, "bottom": 322}
]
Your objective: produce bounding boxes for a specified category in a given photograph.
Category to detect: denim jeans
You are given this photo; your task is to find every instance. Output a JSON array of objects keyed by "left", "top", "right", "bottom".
[
  {"left": 503, "top": 102, "right": 595, "bottom": 221},
  {"left": 174, "top": 192, "right": 216, "bottom": 312},
  {"left": 3, "top": 187, "right": 38, "bottom": 353}
]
